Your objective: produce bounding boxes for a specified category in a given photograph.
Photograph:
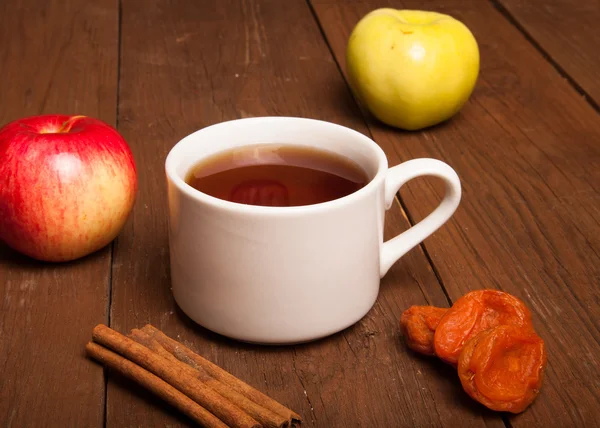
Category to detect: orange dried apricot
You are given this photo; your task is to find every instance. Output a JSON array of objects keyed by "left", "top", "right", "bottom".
[
  {"left": 458, "top": 325, "right": 546, "bottom": 413},
  {"left": 400, "top": 306, "right": 447, "bottom": 356},
  {"left": 434, "top": 289, "right": 533, "bottom": 365}
]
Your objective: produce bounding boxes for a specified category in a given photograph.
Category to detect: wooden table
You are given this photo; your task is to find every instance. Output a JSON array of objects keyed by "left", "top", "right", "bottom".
[{"left": 1, "top": 0, "right": 599, "bottom": 426}]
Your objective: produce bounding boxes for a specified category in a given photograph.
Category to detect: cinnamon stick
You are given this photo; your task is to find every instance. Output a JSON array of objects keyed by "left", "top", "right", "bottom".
[
  {"left": 92, "top": 324, "right": 260, "bottom": 428},
  {"left": 85, "top": 342, "right": 227, "bottom": 428},
  {"left": 142, "top": 324, "right": 302, "bottom": 425},
  {"left": 130, "top": 329, "right": 288, "bottom": 428}
]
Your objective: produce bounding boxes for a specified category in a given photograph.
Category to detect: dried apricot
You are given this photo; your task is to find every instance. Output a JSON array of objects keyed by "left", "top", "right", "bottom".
[
  {"left": 400, "top": 306, "right": 447, "bottom": 356},
  {"left": 458, "top": 325, "right": 546, "bottom": 413},
  {"left": 434, "top": 289, "right": 533, "bottom": 365}
]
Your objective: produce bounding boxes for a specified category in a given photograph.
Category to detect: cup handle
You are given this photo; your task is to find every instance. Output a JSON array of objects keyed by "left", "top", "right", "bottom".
[{"left": 380, "top": 158, "right": 461, "bottom": 278}]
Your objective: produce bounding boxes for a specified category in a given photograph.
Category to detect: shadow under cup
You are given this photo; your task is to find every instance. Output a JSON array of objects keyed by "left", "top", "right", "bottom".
[{"left": 165, "top": 117, "right": 390, "bottom": 344}]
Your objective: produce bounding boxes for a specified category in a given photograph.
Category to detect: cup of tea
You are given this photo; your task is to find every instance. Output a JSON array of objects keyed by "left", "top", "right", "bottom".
[{"left": 165, "top": 117, "right": 461, "bottom": 344}]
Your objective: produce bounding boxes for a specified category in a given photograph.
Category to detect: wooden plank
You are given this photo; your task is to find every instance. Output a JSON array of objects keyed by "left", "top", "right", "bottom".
[
  {"left": 494, "top": 0, "right": 600, "bottom": 107},
  {"left": 0, "top": 0, "right": 118, "bottom": 426},
  {"left": 311, "top": 0, "right": 600, "bottom": 426},
  {"left": 109, "top": 0, "right": 503, "bottom": 426}
]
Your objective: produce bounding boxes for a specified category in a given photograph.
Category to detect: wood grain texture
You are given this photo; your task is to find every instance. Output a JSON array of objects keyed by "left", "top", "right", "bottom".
[
  {"left": 311, "top": 0, "right": 600, "bottom": 426},
  {"left": 0, "top": 0, "right": 118, "bottom": 426},
  {"left": 494, "top": 0, "right": 600, "bottom": 107},
  {"left": 109, "top": 0, "right": 503, "bottom": 426}
]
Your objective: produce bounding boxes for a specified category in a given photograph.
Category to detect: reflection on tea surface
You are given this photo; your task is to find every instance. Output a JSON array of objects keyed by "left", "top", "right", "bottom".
[{"left": 186, "top": 144, "right": 368, "bottom": 207}]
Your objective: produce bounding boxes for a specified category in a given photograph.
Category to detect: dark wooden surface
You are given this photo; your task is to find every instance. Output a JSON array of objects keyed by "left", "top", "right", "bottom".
[
  {"left": 494, "top": 0, "right": 600, "bottom": 107},
  {"left": 1, "top": 0, "right": 598, "bottom": 427},
  {"left": 0, "top": 0, "right": 118, "bottom": 426}
]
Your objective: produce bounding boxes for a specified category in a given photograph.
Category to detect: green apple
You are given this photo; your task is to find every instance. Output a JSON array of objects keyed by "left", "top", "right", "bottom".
[{"left": 346, "top": 9, "right": 479, "bottom": 130}]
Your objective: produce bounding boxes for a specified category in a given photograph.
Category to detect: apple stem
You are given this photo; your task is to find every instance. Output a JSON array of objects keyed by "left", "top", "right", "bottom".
[{"left": 57, "top": 115, "right": 87, "bottom": 133}]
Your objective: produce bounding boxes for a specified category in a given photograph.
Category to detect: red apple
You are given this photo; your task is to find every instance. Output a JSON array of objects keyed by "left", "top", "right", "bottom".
[{"left": 0, "top": 114, "right": 137, "bottom": 262}]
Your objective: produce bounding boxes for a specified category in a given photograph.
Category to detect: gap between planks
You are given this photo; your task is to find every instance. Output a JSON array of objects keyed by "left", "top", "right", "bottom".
[
  {"left": 487, "top": 0, "right": 600, "bottom": 113},
  {"left": 104, "top": 1, "right": 124, "bottom": 427}
]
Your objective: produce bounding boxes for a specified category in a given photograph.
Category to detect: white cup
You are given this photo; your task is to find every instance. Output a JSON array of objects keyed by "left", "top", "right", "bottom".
[{"left": 165, "top": 117, "right": 461, "bottom": 344}]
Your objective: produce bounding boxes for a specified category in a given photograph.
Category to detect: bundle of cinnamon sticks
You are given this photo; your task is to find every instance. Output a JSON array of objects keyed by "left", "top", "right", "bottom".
[{"left": 86, "top": 324, "right": 302, "bottom": 427}]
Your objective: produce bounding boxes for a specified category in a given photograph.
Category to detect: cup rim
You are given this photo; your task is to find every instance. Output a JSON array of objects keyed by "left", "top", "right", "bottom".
[{"left": 165, "top": 116, "right": 388, "bottom": 215}]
